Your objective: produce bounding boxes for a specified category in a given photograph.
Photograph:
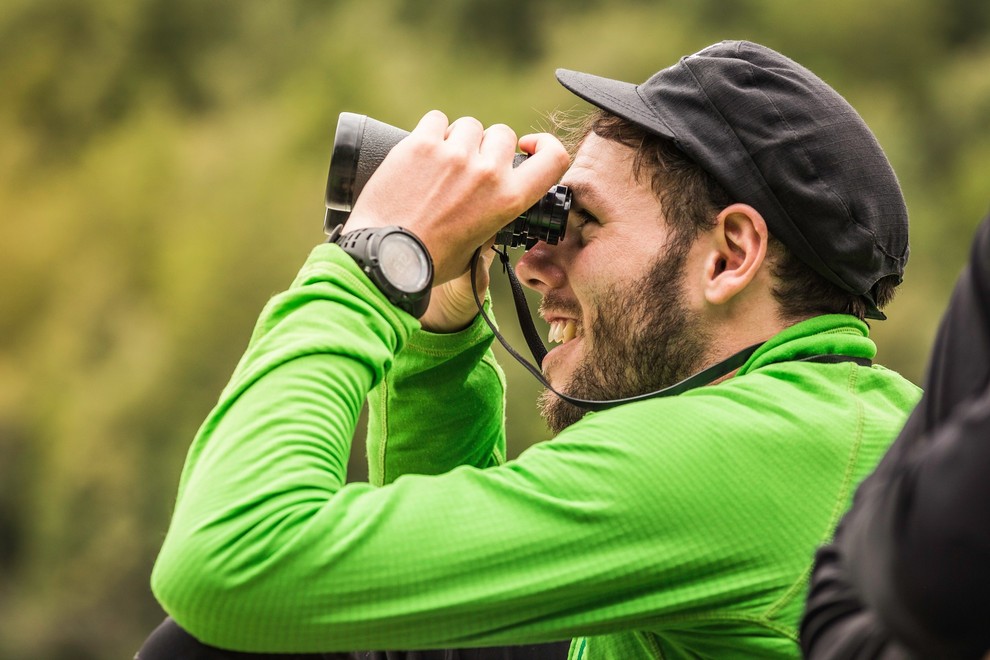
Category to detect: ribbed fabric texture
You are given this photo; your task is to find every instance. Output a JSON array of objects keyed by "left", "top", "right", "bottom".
[{"left": 151, "top": 244, "right": 920, "bottom": 658}]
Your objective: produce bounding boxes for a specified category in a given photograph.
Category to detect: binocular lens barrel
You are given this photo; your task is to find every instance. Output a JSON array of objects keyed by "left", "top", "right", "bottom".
[{"left": 325, "top": 112, "right": 570, "bottom": 249}]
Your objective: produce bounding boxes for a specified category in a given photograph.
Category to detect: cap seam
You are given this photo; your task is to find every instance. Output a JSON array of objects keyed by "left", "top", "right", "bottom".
[
  {"left": 737, "top": 45, "right": 905, "bottom": 265},
  {"left": 635, "top": 71, "right": 678, "bottom": 136},
  {"left": 680, "top": 57, "right": 852, "bottom": 289},
  {"left": 747, "top": 68, "right": 905, "bottom": 264},
  {"left": 747, "top": 70, "right": 857, "bottom": 235}
]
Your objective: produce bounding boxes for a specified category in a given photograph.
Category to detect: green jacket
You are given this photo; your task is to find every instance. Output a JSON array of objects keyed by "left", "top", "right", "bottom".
[{"left": 151, "top": 244, "right": 921, "bottom": 658}]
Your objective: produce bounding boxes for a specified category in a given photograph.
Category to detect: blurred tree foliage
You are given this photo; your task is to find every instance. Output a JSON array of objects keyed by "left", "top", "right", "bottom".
[{"left": 0, "top": 0, "right": 987, "bottom": 657}]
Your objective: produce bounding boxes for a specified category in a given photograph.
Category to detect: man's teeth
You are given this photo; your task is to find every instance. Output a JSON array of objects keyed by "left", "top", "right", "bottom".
[{"left": 547, "top": 320, "right": 577, "bottom": 344}]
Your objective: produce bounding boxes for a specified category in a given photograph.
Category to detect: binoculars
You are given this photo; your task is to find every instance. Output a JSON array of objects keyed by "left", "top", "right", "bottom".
[{"left": 324, "top": 112, "right": 571, "bottom": 249}]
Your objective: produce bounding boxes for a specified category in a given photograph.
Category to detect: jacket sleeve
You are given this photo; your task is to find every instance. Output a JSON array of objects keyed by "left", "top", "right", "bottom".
[
  {"left": 364, "top": 302, "right": 507, "bottom": 486},
  {"left": 150, "top": 244, "right": 898, "bottom": 655}
]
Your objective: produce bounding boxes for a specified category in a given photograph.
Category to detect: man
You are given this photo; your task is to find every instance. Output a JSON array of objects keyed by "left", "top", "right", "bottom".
[
  {"left": 802, "top": 213, "right": 990, "bottom": 660},
  {"left": 146, "top": 41, "right": 919, "bottom": 658}
]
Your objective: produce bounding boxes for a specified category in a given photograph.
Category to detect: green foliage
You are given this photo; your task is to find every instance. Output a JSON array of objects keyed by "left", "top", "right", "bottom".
[{"left": 0, "top": 0, "right": 987, "bottom": 656}]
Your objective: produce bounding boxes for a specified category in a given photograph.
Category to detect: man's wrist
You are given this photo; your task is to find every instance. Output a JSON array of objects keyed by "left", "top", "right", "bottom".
[{"left": 329, "top": 225, "right": 434, "bottom": 318}]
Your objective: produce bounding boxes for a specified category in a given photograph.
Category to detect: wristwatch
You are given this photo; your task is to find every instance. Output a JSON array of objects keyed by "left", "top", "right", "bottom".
[{"left": 329, "top": 225, "right": 434, "bottom": 318}]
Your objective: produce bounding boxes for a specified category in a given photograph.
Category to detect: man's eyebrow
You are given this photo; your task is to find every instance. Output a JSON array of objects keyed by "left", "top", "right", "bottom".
[{"left": 564, "top": 181, "right": 606, "bottom": 210}]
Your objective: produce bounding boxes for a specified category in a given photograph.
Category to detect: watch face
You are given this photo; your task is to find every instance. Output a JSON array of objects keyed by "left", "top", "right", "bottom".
[{"left": 378, "top": 232, "right": 432, "bottom": 293}]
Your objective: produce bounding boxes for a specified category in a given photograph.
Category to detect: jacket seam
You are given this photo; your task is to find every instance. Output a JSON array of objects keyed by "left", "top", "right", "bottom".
[
  {"left": 375, "top": 378, "right": 390, "bottom": 486},
  {"left": 762, "top": 363, "right": 864, "bottom": 624}
]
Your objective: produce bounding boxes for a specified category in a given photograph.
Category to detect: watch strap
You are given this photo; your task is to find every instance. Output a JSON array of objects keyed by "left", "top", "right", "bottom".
[{"left": 331, "top": 226, "right": 433, "bottom": 318}]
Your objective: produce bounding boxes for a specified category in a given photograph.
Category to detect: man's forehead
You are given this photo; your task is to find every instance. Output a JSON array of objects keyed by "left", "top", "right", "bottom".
[{"left": 562, "top": 135, "right": 639, "bottom": 204}]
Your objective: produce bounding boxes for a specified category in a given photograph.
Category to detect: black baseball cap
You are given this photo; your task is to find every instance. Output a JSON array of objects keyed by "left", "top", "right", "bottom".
[{"left": 556, "top": 40, "right": 909, "bottom": 320}]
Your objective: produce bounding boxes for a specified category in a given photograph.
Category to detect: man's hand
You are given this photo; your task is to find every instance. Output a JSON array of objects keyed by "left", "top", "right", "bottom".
[{"left": 342, "top": 111, "right": 570, "bottom": 287}]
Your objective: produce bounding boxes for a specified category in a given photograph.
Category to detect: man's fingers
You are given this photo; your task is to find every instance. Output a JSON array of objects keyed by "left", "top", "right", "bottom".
[
  {"left": 413, "top": 110, "right": 450, "bottom": 139},
  {"left": 518, "top": 132, "right": 570, "bottom": 166},
  {"left": 515, "top": 132, "right": 571, "bottom": 200},
  {"left": 445, "top": 116, "right": 485, "bottom": 147},
  {"left": 480, "top": 124, "right": 518, "bottom": 163}
]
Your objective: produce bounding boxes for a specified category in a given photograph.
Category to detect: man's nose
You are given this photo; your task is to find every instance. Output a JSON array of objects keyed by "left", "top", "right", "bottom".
[{"left": 516, "top": 239, "right": 567, "bottom": 294}]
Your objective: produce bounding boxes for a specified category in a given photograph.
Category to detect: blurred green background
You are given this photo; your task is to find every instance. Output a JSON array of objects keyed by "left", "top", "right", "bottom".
[{"left": 0, "top": 0, "right": 988, "bottom": 657}]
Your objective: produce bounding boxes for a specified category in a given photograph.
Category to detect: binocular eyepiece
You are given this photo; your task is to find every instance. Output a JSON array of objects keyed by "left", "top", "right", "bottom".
[{"left": 324, "top": 113, "right": 570, "bottom": 249}]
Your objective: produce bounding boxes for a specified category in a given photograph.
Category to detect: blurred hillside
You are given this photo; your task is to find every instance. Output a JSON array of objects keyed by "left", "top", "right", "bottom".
[{"left": 0, "top": 0, "right": 988, "bottom": 657}]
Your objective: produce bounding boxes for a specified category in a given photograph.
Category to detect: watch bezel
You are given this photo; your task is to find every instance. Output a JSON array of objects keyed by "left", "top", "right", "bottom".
[{"left": 333, "top": 226, "right": 434, "bottom": 318}]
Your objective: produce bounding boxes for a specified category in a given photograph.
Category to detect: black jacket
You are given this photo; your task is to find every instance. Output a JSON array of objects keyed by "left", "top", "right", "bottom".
[{"left": 801, "top": 214, "right": 990, "bottom": 659}]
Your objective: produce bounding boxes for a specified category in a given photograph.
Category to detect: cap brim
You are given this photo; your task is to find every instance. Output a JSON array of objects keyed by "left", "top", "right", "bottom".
[{"left": 555, "top": 68, "right": 676, "bottom": 140}]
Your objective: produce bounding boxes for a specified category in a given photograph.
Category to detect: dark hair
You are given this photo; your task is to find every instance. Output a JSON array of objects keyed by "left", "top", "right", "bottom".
[
  {"left": 555, "top": 109, "right": 897, "bottom": 322},
  {"left": 767, "top": 238, "right": 899, "bottom": 321}
]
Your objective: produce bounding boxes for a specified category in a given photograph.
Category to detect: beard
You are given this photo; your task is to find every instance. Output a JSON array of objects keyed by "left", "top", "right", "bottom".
[{"left": 538, "top": 243, "right": 712, "bottom": 434}]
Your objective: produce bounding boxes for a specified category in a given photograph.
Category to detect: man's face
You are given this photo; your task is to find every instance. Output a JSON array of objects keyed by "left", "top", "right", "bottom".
[{"left": 516, "top": 134, "right": 713, "bottom": 433}]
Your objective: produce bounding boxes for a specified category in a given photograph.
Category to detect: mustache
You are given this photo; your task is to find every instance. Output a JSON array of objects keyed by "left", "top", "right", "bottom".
[{"left": 538, "top": 291, "right": 582, "bottom": 319}]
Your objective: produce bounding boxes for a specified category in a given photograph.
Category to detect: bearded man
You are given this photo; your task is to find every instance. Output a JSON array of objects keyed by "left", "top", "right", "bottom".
[{"left": 143, "top": 41, "right": 920, "bottom": 659}]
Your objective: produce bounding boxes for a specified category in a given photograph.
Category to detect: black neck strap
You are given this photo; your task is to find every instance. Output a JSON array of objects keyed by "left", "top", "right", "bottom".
[
  {"left": 471, "top": 249, "right": 761, "bottom": 412},
  {"left": 797, "top": 354, "right": 873, "bottom": 367},
  {"left": 471, "top": 248, "right": 871, "bottom": 412}
]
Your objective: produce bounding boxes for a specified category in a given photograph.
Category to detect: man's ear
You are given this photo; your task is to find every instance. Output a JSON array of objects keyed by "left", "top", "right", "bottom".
[{"left": 702, "top": 203, "right": 769, "bottom": 306}]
